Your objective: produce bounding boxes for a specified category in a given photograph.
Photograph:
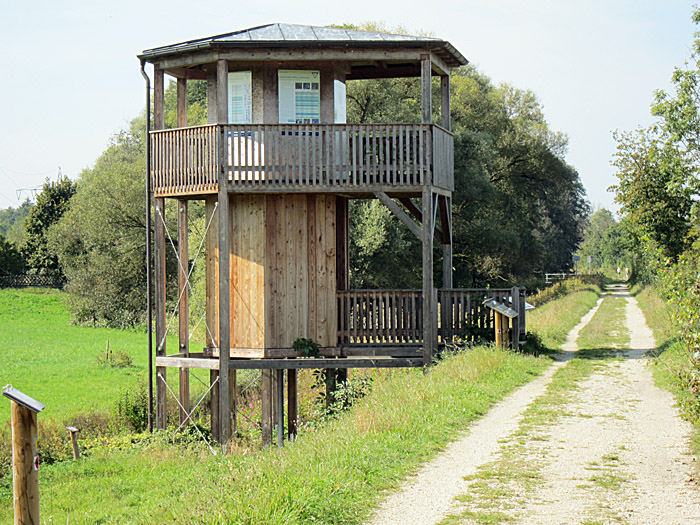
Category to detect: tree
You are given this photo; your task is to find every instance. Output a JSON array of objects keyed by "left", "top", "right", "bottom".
[
  {"left": 0, "top": 232, "right": 24, "bottom": 274},
  {"left": 346, "top": 65, "right": 588, "bottom": 286},
  {"left": 610, "top": 128, "right": 692, "bottom": 259},
  {"left": 20, "top": 177, "right": 76, "bottom": 277}
]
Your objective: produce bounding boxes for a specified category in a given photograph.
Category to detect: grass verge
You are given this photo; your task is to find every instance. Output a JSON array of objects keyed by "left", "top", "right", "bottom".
[
  {"left": 634, "top": 285, "right": 700, "bottom": 454},
  {"left": 0, "top": 346, "right": 549, "bottom": 523},
  {"left": 527, "top": 283, "right": 601, "bottom": 349}
]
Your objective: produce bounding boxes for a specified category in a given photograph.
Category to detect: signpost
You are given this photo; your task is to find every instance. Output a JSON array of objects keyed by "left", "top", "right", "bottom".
[{"left": 3, "top": 385, "right": 45, "bottom": 525}]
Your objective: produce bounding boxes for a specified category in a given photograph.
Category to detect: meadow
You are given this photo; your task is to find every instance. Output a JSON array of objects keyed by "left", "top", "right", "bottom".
[{"left": 0, "top": 286, "right": 559, "bottom": 523}]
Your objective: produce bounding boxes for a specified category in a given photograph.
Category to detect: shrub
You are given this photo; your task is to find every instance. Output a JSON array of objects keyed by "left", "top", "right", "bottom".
[{"left": 115, "top": 380, "right": 149, "bottom": 432}]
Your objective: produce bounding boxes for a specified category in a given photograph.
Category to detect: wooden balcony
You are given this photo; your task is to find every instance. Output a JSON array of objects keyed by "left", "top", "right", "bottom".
[
  {"left": 150, "top": 123, "right": 454, "bottom": 197},
  {"left": 337, "top": 288, "right": 523, "bottom": 346}
]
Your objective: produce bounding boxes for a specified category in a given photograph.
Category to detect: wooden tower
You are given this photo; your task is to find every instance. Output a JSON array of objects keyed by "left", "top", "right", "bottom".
[{"left": 138, "top": 24, "right": 471, "bottom": 447}]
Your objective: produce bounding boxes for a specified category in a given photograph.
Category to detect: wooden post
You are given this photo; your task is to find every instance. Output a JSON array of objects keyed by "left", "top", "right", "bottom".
[
  {"left": 276, "top": 368, "right": 284, "bottom": 447},
  {"left": 178, "top": 200, "right": 190, "bottom": 424},
  {"left": 441, "top": 74, "right": 451, "bottom": 131},
  {"left": 4, "top": 388, "right": 44, "bottom": 525},
  {"left": 177, "top": 78, "right": 187, "bottom": 127},
  {"left": 494, "top": 312, "right": 504, "bottom": 347},
  {"left": 261, "top": 370, "right": 273, "bottom": 447},
  {"left": 439, "top": 195, "right": 452, "bottom": 289},
  {"left": 216, "top": 58, "right": 232, "bottom": 450},
  {"left": 153, "top": 65, "right": 167, "bottom": 430},
  {"left": 287, "top": 369, "right": 297, "bottom": 440},
  {"left": 510, "top": 286, "right": 520, "bottom": 349},
  {"left": 154, "top": 197, "right": 167, "bottom": 429},
  {"left": 421, "top": 54, "right": 432, "bottom": 125},
  {"left": 519, "top": 287, "right": 527, "bottom": 338},
  {"left": 205, "top": 197, "right": 220, "bottom": 442},
  {"left": 422, "top": 187, "right": 434, "bottom": 367},
  {"left": 66, "top": 427, "right": 80, "bottom": 460}
]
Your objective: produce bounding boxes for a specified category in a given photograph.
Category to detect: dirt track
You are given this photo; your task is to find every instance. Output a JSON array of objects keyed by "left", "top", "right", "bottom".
[{"left": 369, "top": 285, "right": 700, "bottom": 524}]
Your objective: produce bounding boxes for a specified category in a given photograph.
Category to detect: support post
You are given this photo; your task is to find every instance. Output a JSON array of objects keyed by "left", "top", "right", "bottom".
[
  {"left": 178, "top": 200, "right": 190, "bottom": 424},
  {"left": 441, "top": 74, "right": 451, "bottom": 131},
  {"left": 287, "top": 369, "right": 297, "bottom": 440},
  {"left": 510, "top": 286, "right": 520, "bottom": 349},
  {"left": 216, "top": 58, "right": 232, "bottom": 450},
  {"left": 276, "top": 369, "right": 284, "bottom": 447},
  {"left": 205, "top": 197, "right": 220, "bottom": 442},
  {"left": 261, "top": 370, "right": 273, "bottom": 448},
  {"left": 422, "top": 187, "right": 435, "bottom": 367},
  {"left": 421, "top": 54, "right": 432, "bottom": 125},
  {"left": 153, "top": 65, "right": 167, "bottom": 430},
  {"left": 519, "top": 286, "right": 527, "bottom": 338},
  {"left": 177, "top": 78, "right": 187, "bottom": 127},
  {"left": 439, "top": 195, "right": 452, "bottom": 289},
  {"left": 154, "top": 197, "right": 167, "bottom": 428}
]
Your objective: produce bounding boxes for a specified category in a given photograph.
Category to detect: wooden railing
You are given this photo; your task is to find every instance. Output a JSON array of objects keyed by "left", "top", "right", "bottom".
[
  {"left": 337, "top": 288, "right": 523, "bottom": 345},
  {"left": 150, "top": 123, "right": 454, "bottom": 196}
]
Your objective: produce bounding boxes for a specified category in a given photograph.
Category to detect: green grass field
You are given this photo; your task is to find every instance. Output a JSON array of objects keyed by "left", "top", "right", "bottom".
[
  {"left": 0, "top": 287, "right": 555, "bottom": 523},
  {"left": 0, "top": 288, "right": 148, "bottom": 423}
]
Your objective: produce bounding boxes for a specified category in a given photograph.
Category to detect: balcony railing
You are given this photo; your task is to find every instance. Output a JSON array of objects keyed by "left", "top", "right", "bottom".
[
  {"left": 150, "top": 123, "right": 454, "bottom": 196},
  {"left": 337, "top": 288, "right": 521, "bottom": 345}
]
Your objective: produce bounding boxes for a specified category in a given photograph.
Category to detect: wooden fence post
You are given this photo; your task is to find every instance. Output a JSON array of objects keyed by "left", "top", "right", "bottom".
[{"left": 3, "top": 386, "right": 44, "bottom": 525}]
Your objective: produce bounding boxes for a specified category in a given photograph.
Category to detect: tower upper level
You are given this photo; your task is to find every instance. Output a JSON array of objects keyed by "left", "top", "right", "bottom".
[{"left": 139, "top": 24, "right": 467, "bottom": 197}]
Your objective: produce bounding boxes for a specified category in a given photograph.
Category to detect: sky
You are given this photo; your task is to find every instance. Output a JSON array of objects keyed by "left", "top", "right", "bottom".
[{"left": 0, "top": 0, "right": 696, "bottom": 214}]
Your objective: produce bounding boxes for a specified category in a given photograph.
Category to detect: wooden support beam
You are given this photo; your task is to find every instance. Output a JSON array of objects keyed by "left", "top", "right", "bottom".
[
  {"left": 207, "top": 69, "right": 217, "bottom": 125},
  {"left": 216, "top": 59, "right": 228, "bottom": 125},
  {"left": 287, "top": 369, "right": 297, "bottom": 440},
  {"left": 205, "top": 196, "right": 220, "bottom": 441},
  {"left": 154, "top": 67, "right": 165, "bottom": 130},
  {"left": 421, "top": 54, "right": 432, "bottom": 125},
  {"left": 422, "top": 187, "right": 435, "bottom": 367},
  {"left": 439, "top": 195, "right": 452, "bottom": 289},
  {"left": 154, "top": 197, "right": 167, "bottom": 429},
  {"left": 510, "top": 286, "right": 520, "bottom": 349},
  {"left": 216, "top": 58, "right": 231, "bottom": 450},
  {"left": 177, "top": 78, "right": 187, "bottom": 128},
  {"left": 276, "top": 369, "right": 284, "bottom": 447},
  {"left": 261, "top": 370, "right": 273, "bottom": 447},
  {"left": 441, "top": 74, "right": 451, "bottom": 131},
  {"left": 178, "top": 200, "right": 190, "bottom": 425},
  {"left": 375, "top": 191, "right": 422, "bottom": 240}
]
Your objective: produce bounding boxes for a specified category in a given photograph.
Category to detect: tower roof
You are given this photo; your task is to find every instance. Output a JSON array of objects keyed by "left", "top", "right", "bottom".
[{"left": 139, "top": 23, "right": 467, "bottom": 69}]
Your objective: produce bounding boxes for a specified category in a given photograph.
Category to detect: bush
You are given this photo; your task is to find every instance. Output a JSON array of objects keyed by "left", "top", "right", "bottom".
[
  {"left": 115, "top": 380, "right": 149, "bottom": 432},
  {"left": 529, "top": 275, "right": 603, "bottom": 307},
  {"left": 96, "top": 346, "right": 134, "bottom": 368}
]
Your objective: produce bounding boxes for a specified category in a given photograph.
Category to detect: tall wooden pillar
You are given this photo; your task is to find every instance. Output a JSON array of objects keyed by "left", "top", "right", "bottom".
[
  {"left": 261, "top": 370, "right": 273, "bottom": 447},
  {"left": 441, "top": 74, "right": 451, "bottom": 131},
  {"left": 422, "top": 188, "right": 435, "bottom": 367},
  {"left": 421, "top": 54, "right": 432, "bottom": 125},
  {"left": 153, "top": 66, "right": 167, "bottom": 429},
  {"left": 216, "top": 59, "right": 233, "bottom": 449},
  {"left": 176, "top": 77, "right": 190, "bottom": 424},
  {"left": 177, "top": 200, "right": 190, "bottom": 423}
]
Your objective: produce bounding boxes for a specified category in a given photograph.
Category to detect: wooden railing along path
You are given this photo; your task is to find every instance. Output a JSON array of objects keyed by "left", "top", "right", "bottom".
[
  {"left": 150, "top": 123, "right": 454, "bottom": 196},
  {"left": 337, "top": 288, "right": 523, "bottom": 345}
]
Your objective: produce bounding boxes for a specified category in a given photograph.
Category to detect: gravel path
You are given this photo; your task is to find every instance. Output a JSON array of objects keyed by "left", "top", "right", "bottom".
[{"left": 369, "top": 285, "right": 700, "bottom": 524}]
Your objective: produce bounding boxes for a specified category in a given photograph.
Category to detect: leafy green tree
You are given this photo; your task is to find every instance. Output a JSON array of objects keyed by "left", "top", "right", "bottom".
[
  {"left": 20, "top": 177, "right": 76, "bottom": 277},
  {"left": 0, "top": 232, "right": 24, "bottom": 274},
  {"left": 49, "top": 117, "right": 152, "bottom": 326},
  {"left": 346, "top": 65, "right": 588, "bottom": 286},
  {"left": 610, "top": 128, "right": 692, "bottom": 259}
]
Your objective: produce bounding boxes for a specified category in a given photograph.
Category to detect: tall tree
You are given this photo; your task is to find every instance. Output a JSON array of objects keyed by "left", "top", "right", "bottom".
[{"left": 20, "top": 177, "right": 76, "bottom": 277}]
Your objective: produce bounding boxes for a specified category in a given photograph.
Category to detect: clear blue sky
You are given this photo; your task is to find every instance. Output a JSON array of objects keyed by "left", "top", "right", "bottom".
[{"left": 0, "top": 0, "right": 695, "bottom": 214}]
